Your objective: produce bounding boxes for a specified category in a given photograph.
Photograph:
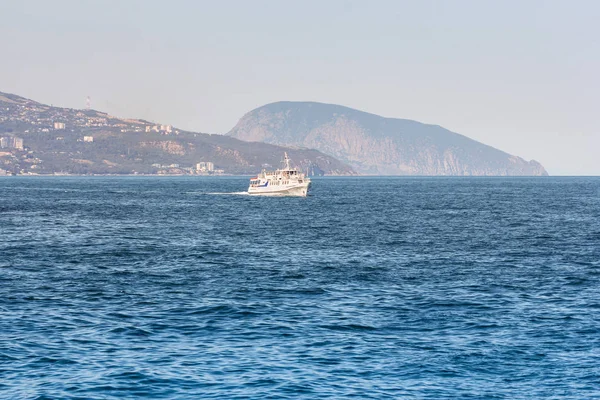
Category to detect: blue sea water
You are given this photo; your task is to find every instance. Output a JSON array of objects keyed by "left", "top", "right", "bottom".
[{"left": 1, "top": 176, "right": 600, "bottom": 399}]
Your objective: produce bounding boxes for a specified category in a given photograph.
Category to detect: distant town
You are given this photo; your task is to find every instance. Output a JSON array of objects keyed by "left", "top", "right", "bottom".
[
  {"left": 0, "top": 91, "right": 350, "bottom": 176},
  {"left": 0, "top": 93, "right": 226, "bottom": 176}
]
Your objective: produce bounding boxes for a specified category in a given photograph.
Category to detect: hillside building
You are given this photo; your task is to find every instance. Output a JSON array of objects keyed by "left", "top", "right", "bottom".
[
  {"left": 196, "top": 161, "right": 215, "bottom": 172},
  {"left": 0, "top": 136, "right": 23, "bottom": 150}
]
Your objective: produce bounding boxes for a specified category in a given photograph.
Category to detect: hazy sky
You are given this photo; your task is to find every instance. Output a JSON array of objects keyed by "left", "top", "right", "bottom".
[{"left": 2, "top": 0, "right": 599, "bottom": 175}]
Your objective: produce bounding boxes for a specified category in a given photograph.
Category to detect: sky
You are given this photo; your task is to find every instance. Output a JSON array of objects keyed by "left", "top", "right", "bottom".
[{"left": 1, "top": 0, "right": 599, "bottom": 175}]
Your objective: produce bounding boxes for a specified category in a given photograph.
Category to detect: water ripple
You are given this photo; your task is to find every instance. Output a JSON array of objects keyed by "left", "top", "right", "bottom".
[{"left": 1, "top": 176, "right": 600, "bottom": 399}]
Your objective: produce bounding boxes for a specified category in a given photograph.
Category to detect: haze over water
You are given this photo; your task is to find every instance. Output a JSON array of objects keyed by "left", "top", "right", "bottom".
[{"left": 2, "top": 176, "right": 599, "bottom": 398}]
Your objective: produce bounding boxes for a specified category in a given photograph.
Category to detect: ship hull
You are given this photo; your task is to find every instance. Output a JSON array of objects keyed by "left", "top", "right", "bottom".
[{"left": 248, "top": 182, "right": 310, "bottom": 197}]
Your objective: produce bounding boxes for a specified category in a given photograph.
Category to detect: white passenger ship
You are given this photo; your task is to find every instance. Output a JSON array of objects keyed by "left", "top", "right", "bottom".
[{"left": 248, "top": 153, "right": 311, "bottom": 197}]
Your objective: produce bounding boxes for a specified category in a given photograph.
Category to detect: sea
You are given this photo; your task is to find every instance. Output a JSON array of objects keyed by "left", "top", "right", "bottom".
[{"left": 1, "top": 176, "right": 599, "bottom": 399}]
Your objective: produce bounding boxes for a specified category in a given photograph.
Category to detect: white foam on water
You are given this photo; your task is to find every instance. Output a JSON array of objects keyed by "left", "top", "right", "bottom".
[
  {"left": 203, "top": 191, "right": 250, "bottom": 195},
  {"left": 187, "top": 191, "right": 304, "bottom": 197}
]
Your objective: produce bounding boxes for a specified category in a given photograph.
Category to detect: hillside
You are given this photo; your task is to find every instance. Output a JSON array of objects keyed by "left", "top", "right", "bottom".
[
  {"left": 227, "top": 101, "right": 548, "bottom": 176},
  {"left": 0, "top": 93, "right": 355, "bottom": 176}
]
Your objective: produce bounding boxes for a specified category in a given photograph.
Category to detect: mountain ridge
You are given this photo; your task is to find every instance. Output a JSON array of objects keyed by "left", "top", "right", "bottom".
[
  {"left": 0, "top": 92, "right": 355, "bottom": 176},
  {"left": 227, "top": 101, "right": 548, "bottom": 176}
]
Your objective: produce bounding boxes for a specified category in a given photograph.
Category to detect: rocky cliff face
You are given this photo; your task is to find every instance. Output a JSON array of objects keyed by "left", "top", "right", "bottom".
[{"left": 227, "top": 102, "right": 548, "bottom": 176}]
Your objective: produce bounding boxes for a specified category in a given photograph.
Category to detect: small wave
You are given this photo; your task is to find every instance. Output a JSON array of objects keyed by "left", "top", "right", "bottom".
[
  {"left": 31, "top": 356, "right": 78, "bottom": 365},
  {"left": 320, "top": 324, "right": 378, "bottom": 332},
  {"left": 106, "top": 370, "right": 150, "bottom": 381},
  {"left": 108, "top": 326, "right": 152, "bottom": 336},
  {"left": 0, "top": 353, "right": 18, "bottom": 362}
]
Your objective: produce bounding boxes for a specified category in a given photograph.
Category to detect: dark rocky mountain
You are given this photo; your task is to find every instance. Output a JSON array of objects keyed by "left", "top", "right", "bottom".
[
  {"left": 0, "top": 92, "right": 354, "bottom": 175},
  {"left": 227, "top": 101, "right": 548, "bottom": 176}
]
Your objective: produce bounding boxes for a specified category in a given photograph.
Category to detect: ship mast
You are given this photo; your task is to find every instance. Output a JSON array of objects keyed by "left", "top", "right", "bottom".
[{"left": 283, "top": 152, "right": 291, "bottom": 170}]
